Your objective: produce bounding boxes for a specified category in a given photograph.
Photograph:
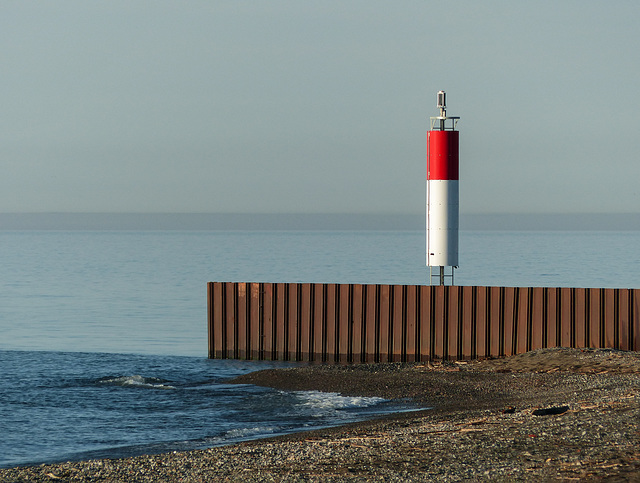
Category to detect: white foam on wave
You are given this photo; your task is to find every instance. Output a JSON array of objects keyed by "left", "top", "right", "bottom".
[
  {"left": 224, "top": 426, "right": 279, "bottom": 440},
  {"left": 98, "top": 375, "right": 176, "bottom": 390},
  {"left": 201, "top": 426, "right": 282, "bottom": 447},
  {"left": 291, "top": 390, "right": 387, "bottom": 413}
]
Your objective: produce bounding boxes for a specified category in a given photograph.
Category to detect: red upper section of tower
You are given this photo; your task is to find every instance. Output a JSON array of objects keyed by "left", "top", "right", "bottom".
[{"left": 427, "top": 130, "right": 459, "bottom": 180}]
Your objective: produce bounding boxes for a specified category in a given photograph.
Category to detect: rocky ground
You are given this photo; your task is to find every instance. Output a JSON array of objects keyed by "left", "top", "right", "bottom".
[{"left": 1, "top": 347, "right": 639, "bottom": 482}]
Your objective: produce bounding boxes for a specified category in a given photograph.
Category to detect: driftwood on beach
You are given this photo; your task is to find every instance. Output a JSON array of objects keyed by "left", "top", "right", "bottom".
[{"left": 1, "top": 348, "right": 639, "bottom": 482}]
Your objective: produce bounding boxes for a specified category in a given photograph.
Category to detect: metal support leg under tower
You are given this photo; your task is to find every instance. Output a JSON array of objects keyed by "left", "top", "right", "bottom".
[{"left": 429, "top": 266, "right": 455, "bottom": 286}]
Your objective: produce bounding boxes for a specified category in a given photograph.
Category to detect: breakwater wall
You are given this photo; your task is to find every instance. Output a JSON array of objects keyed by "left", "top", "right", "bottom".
[{"left": 207, "top": 282, "right": 639, "bottom": 362}]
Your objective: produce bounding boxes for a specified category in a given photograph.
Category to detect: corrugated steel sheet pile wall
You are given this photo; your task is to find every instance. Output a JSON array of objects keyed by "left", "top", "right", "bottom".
[{"left": 207, "top": 282, "right": 639, "bottom": 362}]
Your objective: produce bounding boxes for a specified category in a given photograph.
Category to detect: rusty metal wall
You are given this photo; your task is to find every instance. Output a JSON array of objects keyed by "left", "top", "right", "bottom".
[{"left": 207, "top": 283, "right": 639, "bottom": 362}]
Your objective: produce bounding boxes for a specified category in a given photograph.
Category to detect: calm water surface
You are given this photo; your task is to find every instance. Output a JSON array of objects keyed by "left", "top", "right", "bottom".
[{"left": 1, "top": 230, "right": 638, "bottom": 356}]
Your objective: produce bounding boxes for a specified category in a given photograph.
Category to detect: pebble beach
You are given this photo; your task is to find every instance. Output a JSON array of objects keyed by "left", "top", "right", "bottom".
[{"left": 2, "top": 348, "right": 639, "bottom": 482}]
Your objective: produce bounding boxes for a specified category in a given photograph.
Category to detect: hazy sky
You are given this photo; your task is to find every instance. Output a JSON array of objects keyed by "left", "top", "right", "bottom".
[{"left": 2, "top": 1, "right": 639, "bottom": 215}]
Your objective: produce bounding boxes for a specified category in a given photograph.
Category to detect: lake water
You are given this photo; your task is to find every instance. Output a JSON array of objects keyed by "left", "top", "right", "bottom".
[{"left": 0, "top": 229, "right": 638, "bottom": 467}]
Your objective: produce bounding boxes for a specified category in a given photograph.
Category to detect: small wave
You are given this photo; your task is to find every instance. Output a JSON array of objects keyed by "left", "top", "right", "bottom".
[
  {"left": 97, "top": 375, "right": 176, "bottom": 390},
  {"left": 222, "top": 426, "right": 279, "bottom": 441},
  {"left": 200, "top": 426, "right": 281, "bottom": 448},
  {"left": 292, "top": 390, "right": 387, "bottom": 410}
]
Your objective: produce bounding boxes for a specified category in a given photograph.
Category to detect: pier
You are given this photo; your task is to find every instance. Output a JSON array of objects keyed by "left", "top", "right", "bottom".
[{"left": 207, "top": 282, "right": 639, "bottom": 362}]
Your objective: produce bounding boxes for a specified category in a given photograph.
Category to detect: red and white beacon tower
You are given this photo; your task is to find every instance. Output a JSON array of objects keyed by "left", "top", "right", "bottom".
[{"left": 427, "top": 90, "right": 460, "bottom": 285}]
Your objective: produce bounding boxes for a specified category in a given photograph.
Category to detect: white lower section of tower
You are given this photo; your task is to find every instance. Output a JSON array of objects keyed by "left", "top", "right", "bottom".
[{"left": 426, "top": 180, "right": 459, "bottom": 267}]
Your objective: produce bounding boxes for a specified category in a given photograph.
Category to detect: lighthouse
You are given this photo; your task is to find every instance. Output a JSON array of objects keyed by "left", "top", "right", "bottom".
[{"left": 426, "top": 91, "right": 460, "bottom": 285}]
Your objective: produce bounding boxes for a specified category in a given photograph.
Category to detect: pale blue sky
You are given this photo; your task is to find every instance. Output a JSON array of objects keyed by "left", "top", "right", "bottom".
[{"left": 1, "top": 1, "right": 638, "bottom": 215}]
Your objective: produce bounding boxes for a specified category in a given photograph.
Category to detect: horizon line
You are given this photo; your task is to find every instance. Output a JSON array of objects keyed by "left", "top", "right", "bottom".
[{"left": 0, "top": 212, "right": 638, "bottom": 231}]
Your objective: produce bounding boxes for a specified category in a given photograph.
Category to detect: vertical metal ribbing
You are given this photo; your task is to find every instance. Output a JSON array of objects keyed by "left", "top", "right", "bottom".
[
  {"left": 587, "top": 288, "right": 599, "bottom": 348},
  {"left": 352, "top": 284, "right": 361, "bottom": 364},
  {"left": 372, "top": 285, "right": 381, "bottom": 362},
  {"left": 598, "top": 288, "right": 605, "bottom": 348},
  {"left": 364, "top": 284, "right": 377, "bottom": 362},
  {"left": 443, "top": 286, "right": 453, "bottom": 360},
  {"left": 488, "top": 287, "right": 500, "bottom": 357},
  {"left": 234, "top": 282, "right": 240, "bottom": 358},
  {"left": 491, "top": 287, "right": 505, "bottom": 357},
  {"left": 518, "top": 287, "right": 526, "bottom": 354},
  {"left": 570, "top": 288, "right": 577, "bottom": 348},
  {"left": 307, "top": 284, "right": 314, "bottom": 362},
  {"left": 403, "top": 285, "right": 410, "bottom": 362},
  {"left": 447, "top": 286, "right": 460, "bottom": 360},
  {"left": 618, "top": 289, "right": 630, "bottom": 351},
  {"left": 236, "top": 283, "right": 248, "bottom": 359},
  {"left": 456, "top": 287, "right": 464, "bottom": 359},
  {"left": 352, "top": 285, "right": 364, "bottom": 363},
  {"left": 454, "top": 286, "right": 461, "bottom": 359},
  {"left": 391, "top": 285, "right": 404, "bottom": 362},
  {"left": 589, "top": 288, "right": 605, "bottom": 347},
  {"left": 574, "top": 288, "right": 586, "bottom": 348},
  {"left": 265, "top": 283, "right": 275, "bottom": 360},
  {"left": 605, "top": 289, "right": 617, "bottom": 349},
  {"left": 542, "top": 287, "right": 549, "bottom": 349},
  {"left": 530, "top": 287, "right": 544, "bottom": 351},
  {"left": 220, "top": 283, "right": 227, "bottom": 358},
  {"left": 502, "top": 287, "right": 514, "bottom": 357},
  {"left": 629, "top": 289, "right": 634, "bottom": 350},
  {"left": 311, "top": 283, "right": 323, "bottom": 362},
  {"left": 405, "top": 285, "right": 418, "bottom": 362},
  {"left": 248, "top": 283, "right": 258, "bottom": 359},
  {"left": 527, "top": 288, "right": 537, "bottom": 351},
  {"left": 325, "top": 284, "right": 337, "bottom": 363},
  {"left": 614, "top": 289, "right": 621, "bottom": 350},
  {"left": 225, "top": 282, "right": 236, "bottom": 359},
  {"left": 286, "top": 284, "right": 298, "bottom": 361},
  {"left": 385, "top": 285, "right": 392, "bottom": 362},
  {"left": 299, "top": 284, "right": 311, "bottom": 361},
  {"left": 545, "top": 288, "right": 558, "bottom": 348},
  {"left": 431, "top": 285, "right": 438, "bottom": 360},
  {"left": 207, "top": 282, "right": 212, "bottom": 358},
  {"left": 378, "top": 285, "right": 390, "bottom": 362},
  {"left": 208, "top": 282, "right": 219, "bottom": 359},
  {"left": 483, "top": 286, "right": 491, "bottom": 357},
  {"left": 321, "top": 283, "right": 329, "bottom": 361},
  {"left": 417, "top": 285, "right": 430, "bottom": 361},
  {"left": 320, "top": 284, "right": 328, "bottom": 362},
  {"left": 316, "top": 284, "right": 328, "bottom": 362},
  {"left": 556, "top": 287, "right": 563, "bottom": 347},
  {"left": 207, "top": 283, "right": 640, "bottom": 362},
  {"left": 559, "top": 288, "right": 571, "bottom": 347},
  {"left": 296, "top": 283, "right": 304, "bottom": 361},
  {"left": 442, "top": 285, "right": 450, "bottom": 360},
  {"left": 274, "top": 283, "right": 285, "bottom": 360},
  {"left": 257, "top": 283, "right": 264, "bottom": 360},
  {"left": 599, "top": 288, "right": 605, "bottom": 347},
  {"left": 549, "top": 287, "right": 556, "bottom": 348},
  {"left": 347, "top": 284, "right": 353, "bottom": 363},
  {"left": 510, "top": 287, "right": 519, "bottom": 355},
  {"left": 432, "top": 286, "right": 445, "bottom": 360},
  {"left": 525, "top": 288, "right": 532, "bottom": 352},
  {"left": 632, "top": 289, "right": 639, "bottom": 351},
  {"left": 337, "top": 284, "right": 350, "bottom": 363},
  {"left": 514, "top": 287, "right": 528, "bottom": 355},
  {"left": 283, "top": 283, "right": 290, "bottom": 360},
  {"left": 214, "top": 283, "right": 224, "bottom": 358},
  {"left": 474, "top": 286, "right": 488, "bottom": 359},
  {"left": 461, "top": 286, "right": 474, "bottom": 359},
  {"left": 591, "top": 288, "right": 600, "bottom": 347}
]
